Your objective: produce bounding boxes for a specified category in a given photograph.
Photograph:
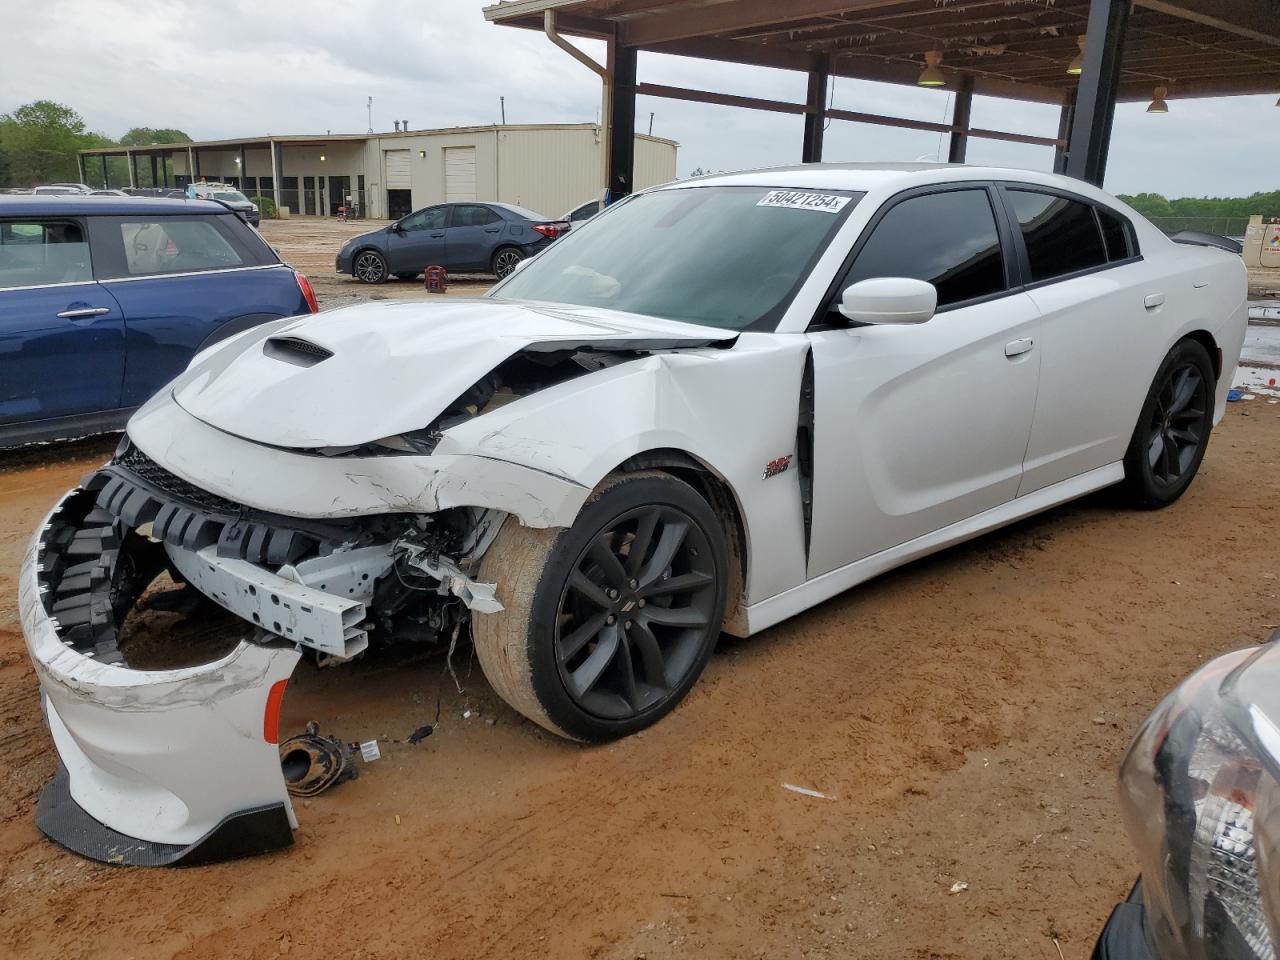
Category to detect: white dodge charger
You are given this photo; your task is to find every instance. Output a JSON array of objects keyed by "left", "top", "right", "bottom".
[{"left": 20, "top": 163, "right": 1247, "bottom": 863}]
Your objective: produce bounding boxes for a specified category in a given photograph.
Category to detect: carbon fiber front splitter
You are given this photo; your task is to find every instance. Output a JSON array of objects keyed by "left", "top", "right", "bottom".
[{"left": 36, "top": 763, "right": 294, "bottom": 867}]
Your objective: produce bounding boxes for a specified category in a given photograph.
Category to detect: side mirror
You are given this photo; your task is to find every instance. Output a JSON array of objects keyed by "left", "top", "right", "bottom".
[
  {"left": 391, "top": 223, "right": 404, "bottom": 234},
  {"left": 838, "top": 277, "right": 937, "bottom": 325},
  {"left": 509, "top": 257, "right": 533, "bottom": 276}
]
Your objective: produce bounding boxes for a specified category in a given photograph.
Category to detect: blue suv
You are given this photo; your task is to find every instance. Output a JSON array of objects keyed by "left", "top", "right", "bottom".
[{"left": 0, "top": 196, "right": 318, "bottom": 446}]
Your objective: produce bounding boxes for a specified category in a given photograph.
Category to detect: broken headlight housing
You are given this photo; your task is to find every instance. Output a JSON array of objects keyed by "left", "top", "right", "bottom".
[{"left": 1119, "top": 642, "right": 1280, "bottom": 960}]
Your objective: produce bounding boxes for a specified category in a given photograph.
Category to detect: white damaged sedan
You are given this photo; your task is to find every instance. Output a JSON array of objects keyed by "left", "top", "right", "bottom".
[{"left": 21, "top": 163, "right": 1247, "bottom": 863}]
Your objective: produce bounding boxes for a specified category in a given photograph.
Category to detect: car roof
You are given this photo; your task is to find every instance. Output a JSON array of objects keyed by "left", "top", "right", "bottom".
[
  {"left": 0, "top": 195, "right": 231, "bottom": 217},
  {"left": 660, "top": 161, "right": 1120, "bottom": 204}
]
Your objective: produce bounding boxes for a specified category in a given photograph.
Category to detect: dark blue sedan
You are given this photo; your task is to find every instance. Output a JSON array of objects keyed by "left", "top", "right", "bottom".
[
  {"left": 335, "top": 201, "right": 569, "bottom": 283},
  {"left": 0, "top": 196, "right": 317, "bottom": 446}
]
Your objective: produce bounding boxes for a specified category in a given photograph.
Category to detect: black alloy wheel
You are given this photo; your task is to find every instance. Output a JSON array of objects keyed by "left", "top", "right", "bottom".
[
  {"left": 554, "top": 504, "right": 718, "bottom": 720},
  {"left": 1146, "top": 362, "right": 1209, "bottom": 488}
]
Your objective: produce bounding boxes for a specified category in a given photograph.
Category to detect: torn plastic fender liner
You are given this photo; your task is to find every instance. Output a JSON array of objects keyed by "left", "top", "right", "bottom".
[
  {"left": 20, "top": 493, "right": 301, "bottom": 865},
  {"left": 126, "top": 396, "right": 590, "bottom": 528}
]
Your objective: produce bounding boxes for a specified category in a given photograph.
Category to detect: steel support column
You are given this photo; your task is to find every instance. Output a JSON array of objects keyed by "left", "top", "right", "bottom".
[
  {"left": 187, "top": 146, "right": 195, "bottom": 186},
  {"left": 608, "top": 44, "right": 637, "bottom": 200},
  {"left": 1053, "top": 91, "right": 1077, "bottom": 174},
  {"left": 239, "top": 145, "right": 247, "bottom": 190},
  {"left": 76, "top": 153, "right": 86, "bottom": 185},
  {"left": 149, "top": 154, "right": 158, "bottom": 189},
  {"left": 270, "top": 139, "right": 282, "bottom": 212},
  {"left": 802, "top": 56, "right": 829, "bottom": 163},
  {"left": 947, "top": 75, "right": 975, "bottom": 163},
  {"left": 100, "top": 155, "right": 108, "bottom": 189},
  {"left": 127, "top": 150, "right": 136, "bottom": 188},
  {"left": 1065, "top": 0, "right": 1131, "bottom": 185}
]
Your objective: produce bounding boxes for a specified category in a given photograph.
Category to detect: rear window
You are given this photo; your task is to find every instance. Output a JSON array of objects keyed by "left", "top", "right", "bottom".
[
  {"left": 495, "top": 203, "right": 548, "bottom": 222},
  {"left": 0, "top": 220, "right": 92, "bottom": 288},
  {"left": 88, "top": 214, "right": 277, "bottom": 279},
  {"left": 1006, "top": 189, "right": 1108, "bottom": 282},
  {"left": 1098, "top": 207, "right": 1135, "bottom": 261}
]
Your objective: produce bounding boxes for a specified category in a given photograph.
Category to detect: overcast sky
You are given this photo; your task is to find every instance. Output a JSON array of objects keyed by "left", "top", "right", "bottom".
[{"left": 6, "top": 0, "right": 1278, "bottom": 198}]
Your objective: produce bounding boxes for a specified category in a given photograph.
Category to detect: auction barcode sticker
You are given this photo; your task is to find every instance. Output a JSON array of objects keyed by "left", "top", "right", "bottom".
[{"left": 757, "top": 190, "right": 851, "bottom": 213}]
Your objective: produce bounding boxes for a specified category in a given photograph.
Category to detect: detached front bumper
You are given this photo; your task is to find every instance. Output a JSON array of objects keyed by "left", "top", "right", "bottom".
[{"left": 20, "top": 490, "right": 301, "bottom": 866}]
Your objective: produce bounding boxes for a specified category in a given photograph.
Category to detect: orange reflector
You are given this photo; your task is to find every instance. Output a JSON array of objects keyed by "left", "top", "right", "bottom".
[{"left": 264, "top": 679, "right": 289, "bottom": 744}]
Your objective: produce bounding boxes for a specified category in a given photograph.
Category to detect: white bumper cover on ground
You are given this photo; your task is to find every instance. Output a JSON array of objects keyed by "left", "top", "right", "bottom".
[{"left": 20, "top": 496, "right": 301, "bottom": 864}]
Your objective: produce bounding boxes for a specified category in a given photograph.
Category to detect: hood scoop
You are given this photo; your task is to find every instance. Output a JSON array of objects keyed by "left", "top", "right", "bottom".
[{"left": 263, "top": 336, "right": 334, "bottom": 368}]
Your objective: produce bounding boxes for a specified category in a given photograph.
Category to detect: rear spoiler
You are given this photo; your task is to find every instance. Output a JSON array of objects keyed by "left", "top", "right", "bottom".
[{"left": 1169, "top": 231, "right": 1242, "bottom": 255}]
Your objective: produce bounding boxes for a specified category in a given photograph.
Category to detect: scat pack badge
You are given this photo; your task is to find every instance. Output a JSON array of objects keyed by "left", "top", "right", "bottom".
[{"left": 762, "top": 454, "right": 793, "bottom": 480}]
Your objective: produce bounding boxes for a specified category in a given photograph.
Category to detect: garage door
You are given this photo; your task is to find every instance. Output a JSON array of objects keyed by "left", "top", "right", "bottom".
[
  {"left": 444, "top": 146, "right": 477, "bottom": 201},
  {"left": 384, "top": 150, "right": 411, "bottom": 189}
]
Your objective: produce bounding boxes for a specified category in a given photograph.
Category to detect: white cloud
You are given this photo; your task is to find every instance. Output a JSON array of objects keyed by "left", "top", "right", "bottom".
[{"left": 4, "top": 0, "right": 1277, "bottom": 198}]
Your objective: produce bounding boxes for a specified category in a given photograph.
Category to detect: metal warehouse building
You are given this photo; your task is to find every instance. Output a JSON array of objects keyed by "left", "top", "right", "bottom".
[{"left": 78, "top": 123, "right": 677, "bottom": 221}]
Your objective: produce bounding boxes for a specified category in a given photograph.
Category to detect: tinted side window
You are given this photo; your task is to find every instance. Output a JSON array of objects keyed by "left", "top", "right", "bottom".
[
  {"left": 1007, "top": 190, "right": 1107, "bottom": 281},
  {"left": 841, "top": 189, "right": 1006, "bottom": 309},
  {"left": 1098, "top": 207, "right": 1135, "bottom": 261},
  {"left": 0, "top": 220, "right": 92, "bottom": 288},
  {"left": 117, "top": 219, "right": 245, "bottom": 276},
  {"left": 400, "top": 207, "right": 448, "bottom": 231},
  {"left": 452, "top": 205, "right": 500, "bottom": 227}
]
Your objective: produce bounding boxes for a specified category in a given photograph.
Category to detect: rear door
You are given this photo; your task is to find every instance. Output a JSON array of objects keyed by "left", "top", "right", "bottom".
[
  {"left": 88, "top": 212, "right": 302, "bottom": 407},
  {"left": 0, "top": 217, "right": 125, "bottom": 427},
  {"left": 446, "top": 204, "right": 504, "bottom": 270},
  {"left": 385, "top": 206, "right": 449, "bottom": 274},
  {"left": 998, "top": 186, "right": 1154, "bottom": 494}
]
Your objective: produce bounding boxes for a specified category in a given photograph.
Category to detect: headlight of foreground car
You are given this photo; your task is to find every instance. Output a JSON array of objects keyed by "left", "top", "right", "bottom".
[{"left": 1118, "top": 642, "right": 1280, "bottom": 960}]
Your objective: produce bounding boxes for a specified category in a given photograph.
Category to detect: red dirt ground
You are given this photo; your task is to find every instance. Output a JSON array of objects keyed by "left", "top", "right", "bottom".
[{"left": 0, "top": 403, "right": 1277, "bottom": 959}]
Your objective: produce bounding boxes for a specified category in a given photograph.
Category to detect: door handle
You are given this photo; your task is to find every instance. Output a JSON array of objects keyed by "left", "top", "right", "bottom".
[
  {"left": 1192, "top": 280, "right": 1209, "bottom": 289},
  {"left": 1144, "top": 293, "right": 1166, "bottom": 309},
  {"left": 56, "top": 306, "right": 111, "bottom": 319},
  {"left": 1004, "top": 338, "right": 1034, "bottom": 358},
  {"left": 484, "top": 227, "right": 501, "bottom": 233},
  {"left": 430, "top": 232, "right": 445, "bottom": 238}
]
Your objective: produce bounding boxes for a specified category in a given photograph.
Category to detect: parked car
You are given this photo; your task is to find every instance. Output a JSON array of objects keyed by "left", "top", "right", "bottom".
[
  {"left": 336, "top": 201, "right": 569, "bottom": 282},
  {"left": 20, "top": 163, "right": 1247, "bottom": 865},
  {"left": 89, "top": 189, "right": 132, "bottom": 197},
  {"left": 563, "top": 197, "right": 602, "bottom": 224},
  {"left": 1093, "top": 635, "right": 1280, "bottom": 960},
  {"left": 49, "top": 182, "right": 93, "bottom": 193},
  {"left": 0, "top": 195, "right": 317, "bottom": 446},
  {"left": 186, "top": 182, "right": 260, "bottom": 226},
  {"left": 32, "top": 185, "right": 84, "bottom": 196}
]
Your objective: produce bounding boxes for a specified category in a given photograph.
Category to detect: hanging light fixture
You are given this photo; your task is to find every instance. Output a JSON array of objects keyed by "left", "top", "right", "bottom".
[
  {"left": 1147, "top": 86, "right": 1169, "bottom": 113},
  {"left": 1067, "top": 35, "right": 1085, "bottom": 75},
  {"left": 917, "top": 50, "right": 946, "bottom": 87}
]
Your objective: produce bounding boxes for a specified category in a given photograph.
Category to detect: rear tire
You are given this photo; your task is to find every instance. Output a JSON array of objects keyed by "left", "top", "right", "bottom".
[
  {"left": 1120, "top": 338, "right": 1215, "bottom": 508},
  {"left": 492, "top": 247, "right": 524, "bottom": 279},
  {"left": 353, "top": 250, "right": 388, "bottom": 284},
  {"left": 473, "top": 471, "right": 727, "bottom": 742}
]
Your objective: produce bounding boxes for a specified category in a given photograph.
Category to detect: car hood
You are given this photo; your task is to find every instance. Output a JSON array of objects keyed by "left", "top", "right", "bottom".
[{"left": 170, "top": 298, "right": 736, "bottom": 449}]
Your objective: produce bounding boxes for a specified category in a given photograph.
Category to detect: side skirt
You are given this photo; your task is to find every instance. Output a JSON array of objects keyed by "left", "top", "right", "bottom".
[{"left": 744, "top": 462, "right": 1124, "bottom": 635}]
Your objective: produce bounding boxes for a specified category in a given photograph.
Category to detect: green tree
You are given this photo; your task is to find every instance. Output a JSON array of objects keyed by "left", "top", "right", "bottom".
[
  {"left": 0, "top": 100, "right": 104, "bottom": 186},
  {"left": 119, "top": 127, "right": 192, "bottom": 146}
]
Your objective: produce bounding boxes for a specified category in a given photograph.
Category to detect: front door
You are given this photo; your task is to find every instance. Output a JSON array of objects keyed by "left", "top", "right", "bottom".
[
  {"left": 385, "top": 205, "right": 449, "bottom": 274},
  {"left": 328, "top": 176, "right": 350, "bottom": 217},
  {"left": 0, "top": 218, "right": 125, "bottom": 426},
  {"left": 806, "top": 185, "right": 1042, "bottom": 577}
]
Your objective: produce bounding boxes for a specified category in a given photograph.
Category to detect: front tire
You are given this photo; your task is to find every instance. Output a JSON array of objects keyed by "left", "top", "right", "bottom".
[
  {"left": 473, "top": 471, "right": 728, "bottom": 742},
  {"left": 1120, "top": 338, "right": 1216, "bottom": 508},
  {"left": 352, "top": 250, "right": 388, "bottom": 284}
]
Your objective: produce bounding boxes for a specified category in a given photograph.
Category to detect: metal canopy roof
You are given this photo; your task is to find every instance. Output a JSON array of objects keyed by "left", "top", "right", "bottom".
[{"left": 484, "top": 0, "right": 1280, "bottom": 104}]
